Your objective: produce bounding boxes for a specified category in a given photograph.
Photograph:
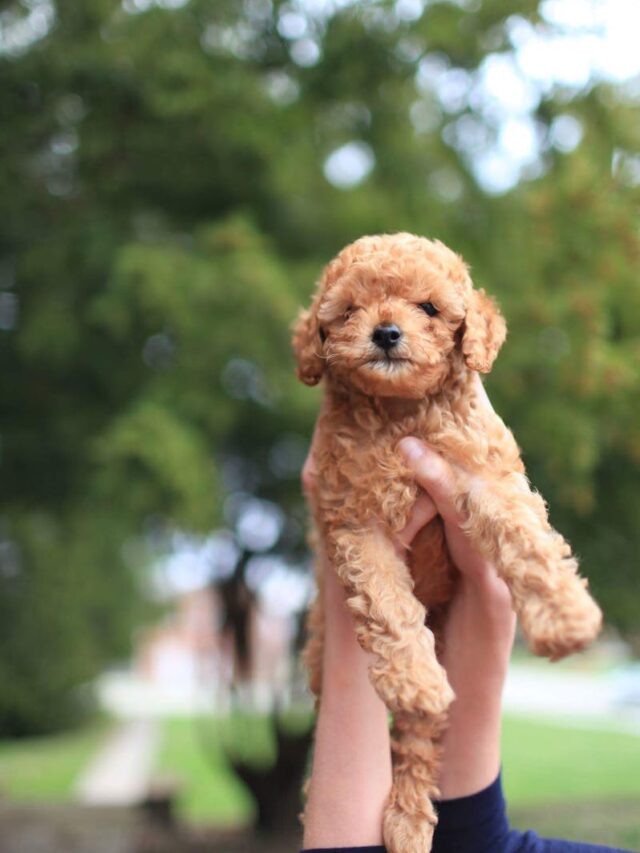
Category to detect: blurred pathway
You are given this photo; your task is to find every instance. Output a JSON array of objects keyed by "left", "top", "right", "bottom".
[
  {"left": 503, "top": 664, "right": 640, "bottom": 735},
  {"left": 88, "top": 661, "right": 640, "bottom": 736},
  {"left": 75, "top": 718, "right": 161, "bottom": 806}
]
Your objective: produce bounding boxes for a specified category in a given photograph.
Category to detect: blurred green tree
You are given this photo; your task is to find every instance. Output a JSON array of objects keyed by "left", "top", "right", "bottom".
[{"left": 1, "top": 0, "right": 639, "bottom": 734}]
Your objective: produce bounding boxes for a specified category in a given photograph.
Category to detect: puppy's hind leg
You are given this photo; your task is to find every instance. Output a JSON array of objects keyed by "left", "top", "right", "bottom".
[
  {"left": 301, "top": 523, "right": 326, "bottom": 701},
  {"left": 329, "top": 526, "right": 454, "bottom": 853},
  {"left": 302, "top": 581, "right": 324, "bottom": 701},
  {"left": 385, "top": 711, "right": 448, "bottom": 852}
]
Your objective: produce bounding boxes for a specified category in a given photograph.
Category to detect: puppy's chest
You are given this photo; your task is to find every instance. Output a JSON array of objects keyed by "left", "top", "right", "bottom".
[{"left": 316, "top": 417, "right": 423, "bottom": 531}]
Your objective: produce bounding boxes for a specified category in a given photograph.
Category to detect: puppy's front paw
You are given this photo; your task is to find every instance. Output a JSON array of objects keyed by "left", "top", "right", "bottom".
[
  {"left": 371, "top": 648, "right": 454, "bottom": 715},
  {"left": 519, "top": 581, "right": 602, "bottom": 661}
]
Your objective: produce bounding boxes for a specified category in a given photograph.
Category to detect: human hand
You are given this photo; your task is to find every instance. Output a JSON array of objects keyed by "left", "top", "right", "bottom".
[
  {"left": 398, "top": 383, "right": 516, "bottom": 799},
  {"left": 397, "top": 436, "right": 516, "bottom": 651},
  {"left": 302, "top": 404, "right": 515, "bottom": 673},
  {"left": 301, "top": 379, "right": 515, "bottom": 848}
]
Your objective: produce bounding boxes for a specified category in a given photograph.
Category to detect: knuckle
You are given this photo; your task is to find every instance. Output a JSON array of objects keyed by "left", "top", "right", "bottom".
[
  {"left": 414, "top": 495, "right": 437, "bottom": 525},
  {"left": 421, "top": 459, "right": 449, "bottom": 493},
  {"left": 301, "top": 463, "right": 317, "bottom": 495}
]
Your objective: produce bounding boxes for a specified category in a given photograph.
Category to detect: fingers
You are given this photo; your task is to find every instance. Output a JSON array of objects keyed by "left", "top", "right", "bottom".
[
  {"left": 397, "top": 492, "right": 438, "bottom": 549},
  {"left": 473, "top": 373, "right": 496, "bottom": 415},
  {"left": 302, "top": 417, "right": 323, "bottom": 498},
  {"left": 398, "top": 437, "right": 504, "bottom": 595},
  {"left": 398, "top": 437, "right": 462, "bottom": 525},
  {"left": 301, "top": 455, "right": 317, "bottom": 498},
  {"left": 396, "top": 491, "right": 438, "bottom": 550}
]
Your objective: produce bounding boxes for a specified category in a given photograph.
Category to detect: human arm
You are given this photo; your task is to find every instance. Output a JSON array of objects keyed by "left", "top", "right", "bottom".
[
  {"left": 300, "top": 435, "right": 395, "bottom": 847},
  {"left": 301, "top": 411, "right": 516, "bottom": 847},
  {"left": 398, "top": 435, "right": 516, "bottom": 800},
  {"left": 300, "top": 383, "right": 631, "bottom": 853}
]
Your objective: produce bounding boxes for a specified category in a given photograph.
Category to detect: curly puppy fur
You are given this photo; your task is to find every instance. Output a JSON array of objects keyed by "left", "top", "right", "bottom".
[{"left": 293, "top": 233, "right": 603, "bottom": 853}]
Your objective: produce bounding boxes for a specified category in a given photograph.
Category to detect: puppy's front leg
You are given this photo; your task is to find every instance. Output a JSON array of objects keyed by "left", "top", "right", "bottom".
[
  {"left": 464, "top": 472, "right": 602, "bottom": 660},
  {"left": 328, "top": 525, "right": 454, "bottom": 853}
]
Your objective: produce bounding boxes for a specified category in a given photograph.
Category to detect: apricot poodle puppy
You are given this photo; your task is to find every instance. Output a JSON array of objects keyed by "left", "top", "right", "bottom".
[{"left": 292, "top": 233, "right": 602, "bottom": 853}]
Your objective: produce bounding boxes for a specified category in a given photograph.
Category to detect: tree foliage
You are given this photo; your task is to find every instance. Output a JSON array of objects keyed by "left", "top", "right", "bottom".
[{"left": 1, "top": 0, "right": 639, "bottom": 732}]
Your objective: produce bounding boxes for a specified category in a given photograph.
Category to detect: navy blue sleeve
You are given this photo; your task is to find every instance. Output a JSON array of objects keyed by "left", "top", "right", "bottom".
[
  {"left": 301, "top": 773, "right": 634, "bottom": 853},
  {"left": 431, "top": 773, "right": 631, "bottom": 853}
]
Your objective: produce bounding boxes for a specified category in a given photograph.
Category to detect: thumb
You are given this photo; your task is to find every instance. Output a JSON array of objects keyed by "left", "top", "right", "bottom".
[
  {"left": 396, "top": 491, "right": 438, "bottom": 551},
  {"left": 398, "top": 437, "right": 462, "bottom": 525}
]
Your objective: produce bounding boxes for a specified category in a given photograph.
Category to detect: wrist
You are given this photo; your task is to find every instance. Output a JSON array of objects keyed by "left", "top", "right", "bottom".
[
  {"left": 322, "top": 569, "right": 373, "bottom": 678},
  {"left": 448, "top": 573, "right": 515, "bottom": 657},
  {"left": 437, "top": 576, "right": 513, "bottom": 800},
  {"left": 438, "top": 695, "right": 502, "bottom": 799}
]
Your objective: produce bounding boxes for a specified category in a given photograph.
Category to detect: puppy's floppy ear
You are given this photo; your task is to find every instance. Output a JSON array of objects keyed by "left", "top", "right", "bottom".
[
  {"left": 461, "top": 288, "right": 506, "bottom": 373},
  {"left": 292, "top": 296, "right": 325, "bottom": 386},
  {"left": 292, "top": 256, "right": 344, "bottom": 385}
]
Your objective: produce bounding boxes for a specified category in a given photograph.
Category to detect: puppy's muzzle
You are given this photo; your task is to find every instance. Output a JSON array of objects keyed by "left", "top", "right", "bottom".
[{"left": 372, "top": 323, "right": 402, "bottom": 351}]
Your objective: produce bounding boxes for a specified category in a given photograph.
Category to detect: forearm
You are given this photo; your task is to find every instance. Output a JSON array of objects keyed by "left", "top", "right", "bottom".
[
  {"left": 300, "top": 436, "right": 624, "bottom": 853},
  {"left": 302, "top": 773, "right": 630, "bottom": 853},
  {"left": 437, "top": 573, "right": 514, "bottom": 799},
  {"left": 303, "top": 570, "right": 392, "bottom": 849}
]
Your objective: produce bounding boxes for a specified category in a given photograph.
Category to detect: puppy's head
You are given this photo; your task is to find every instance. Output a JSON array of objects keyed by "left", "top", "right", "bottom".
[{"left": 292, "top": 233, "right": 505, "bottom": 399}]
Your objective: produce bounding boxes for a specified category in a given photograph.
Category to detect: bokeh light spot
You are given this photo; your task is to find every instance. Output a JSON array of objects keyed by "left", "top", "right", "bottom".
[
  {"left": 550, "top": 114, "right": 584, "bottom": 153},
  {"left": 290, "top": 37, "right": 320, "bottom": 67},
  {"left": 323, "top": 141, "right": 375, "bottom": 189}
]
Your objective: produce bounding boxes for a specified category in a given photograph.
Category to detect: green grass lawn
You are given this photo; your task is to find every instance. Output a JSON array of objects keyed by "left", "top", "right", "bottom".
[
  {"left": 1, "top": 711, "right": 637, "bottom": 845},
  {"left": 503, "top": 717, "right": 640, "bottom": 850},
  {"left": 157, "top": 713, "right": 640, "bottom": 830},
  {"left": 156, "top": 715, "right": 271, "bottom": 826},
  {"left": 511, "top": 798, "right": 640, "bottom": 850},
  {"left": 0, "top": 720, "right": 108, "bottom": 802},
  {"left": 503, "top": 715, "right": 640, "bottom": 805},
  {"left": 156, "top": 711, "right": 313, "bottom": 826}
]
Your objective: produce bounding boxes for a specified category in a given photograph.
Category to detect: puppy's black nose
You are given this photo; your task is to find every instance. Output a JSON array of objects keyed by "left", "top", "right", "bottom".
[{"left": 372, "top": 323, "right": 402, "bottom": 351}]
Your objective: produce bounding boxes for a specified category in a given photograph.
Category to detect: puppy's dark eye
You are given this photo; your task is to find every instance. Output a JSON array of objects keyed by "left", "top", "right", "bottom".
[{"left": 419, "top": 302, "right": 438, "bottom": 317}]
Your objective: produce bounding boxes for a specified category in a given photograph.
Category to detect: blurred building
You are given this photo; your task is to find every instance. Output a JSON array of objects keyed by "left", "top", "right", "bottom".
[{"left": 134, "top": 585, "right": 293, "bottom": 713}]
